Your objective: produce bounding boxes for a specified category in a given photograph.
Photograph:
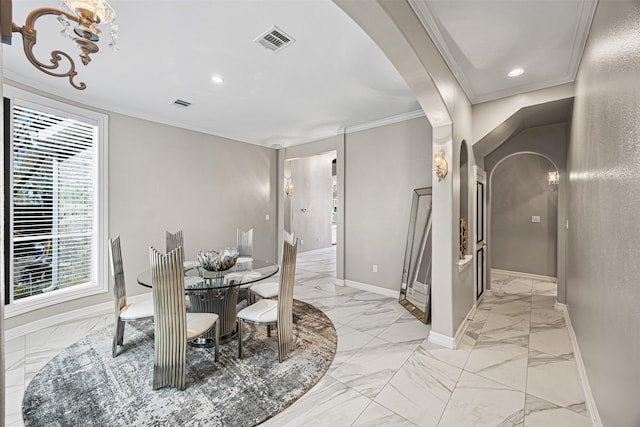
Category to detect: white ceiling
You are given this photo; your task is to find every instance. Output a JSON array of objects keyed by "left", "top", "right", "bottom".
[
  {"left": 410, "top": 0, "right": 597, "bottom": 104},
  {"left": 3, "top": 0, "right": 420, "bottom": 147},
  {"left": 3, "top": 0, "right": 597, "bottom": 147}
]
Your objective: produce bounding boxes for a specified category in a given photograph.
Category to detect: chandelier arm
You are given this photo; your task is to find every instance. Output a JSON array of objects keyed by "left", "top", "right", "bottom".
[{"left": 12, "top": 8, "right": 87, "bottom": 91}]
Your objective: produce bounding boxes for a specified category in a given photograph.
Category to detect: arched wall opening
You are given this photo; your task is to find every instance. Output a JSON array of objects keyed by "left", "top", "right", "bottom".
[{"left": 489, "top": 152, "right": 559, "bottom": 281}]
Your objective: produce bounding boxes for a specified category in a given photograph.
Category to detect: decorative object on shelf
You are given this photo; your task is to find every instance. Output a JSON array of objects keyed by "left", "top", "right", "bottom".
[
  {"left": 284, "top": 178, "right": 294, "bottom": 196},
  {"left": 433, "top": 150, "right": 448, "bottom": 181},
  {"left": 459, "top": 218, "right": 468, "bottom": 259},
  {"left": 197, "top": 248, "right": 239, "bottom": 272},
  {"left": 548, "top": 170, "right": 559, "bottom": 186},
  {"left": 1, "top": 0, "right": 118, "bottom": 90}
]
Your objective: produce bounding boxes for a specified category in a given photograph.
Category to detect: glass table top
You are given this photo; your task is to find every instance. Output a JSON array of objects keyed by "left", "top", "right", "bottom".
[{"left": 137, "top": 258, "right": 279, "bottom": 290}]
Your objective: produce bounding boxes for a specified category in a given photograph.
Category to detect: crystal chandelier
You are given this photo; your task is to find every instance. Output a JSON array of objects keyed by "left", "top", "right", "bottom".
[{"left": 1, "top": 0, "right": 118, "bottom": 90}]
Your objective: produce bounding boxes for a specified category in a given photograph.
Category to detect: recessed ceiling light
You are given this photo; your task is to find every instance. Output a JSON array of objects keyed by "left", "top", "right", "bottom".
[
  {"left": 508, "top": 68, "right": 524, "bottom": 77},
  {"left": 212, "top": 75, "right": 224, "bottom": 84}
]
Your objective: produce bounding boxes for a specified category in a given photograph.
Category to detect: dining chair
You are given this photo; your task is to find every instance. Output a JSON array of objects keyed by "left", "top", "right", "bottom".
[
  {"left": 236, "top": 228, "right": 253, "bottom": 257},
  {"left": 237, "top": 239, "right": 298, "bottom": 362},
  {"left": 283, "top": 229, "right": 295, "bottom": 245},
  {"left": 249, "top": 230, "right": 296, "bottom": 300},
  {"left": 150, "top": 246, "right": 220, "bottom": 390},
  {"left": 165, "top": 229, "right": 185, "bottom": 260},
  {"left": 110, "top": 236, "right": 154, "bottom": 358},
  {"left": 236, "top": 228, "right": 255, "bottom": 304}
]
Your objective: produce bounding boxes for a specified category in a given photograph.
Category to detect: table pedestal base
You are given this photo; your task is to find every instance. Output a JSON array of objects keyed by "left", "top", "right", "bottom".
[{"left": 188, "top": 286, "right": 240, "bottom": 341}]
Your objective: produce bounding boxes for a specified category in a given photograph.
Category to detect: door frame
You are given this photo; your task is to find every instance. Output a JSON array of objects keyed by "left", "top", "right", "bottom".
[{"left": 473, "top": 166, "right": 487, "bottom": 303}]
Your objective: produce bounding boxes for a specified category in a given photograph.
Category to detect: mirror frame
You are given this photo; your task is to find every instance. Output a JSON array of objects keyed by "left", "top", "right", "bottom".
[{"left": 399, "top": 187, "right": 433, "bottom": 324}]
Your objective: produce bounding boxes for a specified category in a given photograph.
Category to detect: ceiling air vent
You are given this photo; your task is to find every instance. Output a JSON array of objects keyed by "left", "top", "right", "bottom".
[
  {"left": 254, "top": 26, "right": 295, "bottom": 53},
  {"left": 171, "top": 99, "right": 192, "bottom": 108}
]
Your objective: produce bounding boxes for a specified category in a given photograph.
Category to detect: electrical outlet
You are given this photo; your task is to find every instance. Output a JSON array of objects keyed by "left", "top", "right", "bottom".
[
  {"left": 265, "top": 214, "right": 269, "bottom": 221},
  {"left": 373, "top": 264, "right": 378, "bottom": 273},
  {"left": 300, "top": 239, "right": 304, "bottom": 245}
]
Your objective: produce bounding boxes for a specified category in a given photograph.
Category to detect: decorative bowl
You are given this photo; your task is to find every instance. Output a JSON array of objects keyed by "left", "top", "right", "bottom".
[{"left": 197, "top": 248, "right": 239, "bottom": 272}]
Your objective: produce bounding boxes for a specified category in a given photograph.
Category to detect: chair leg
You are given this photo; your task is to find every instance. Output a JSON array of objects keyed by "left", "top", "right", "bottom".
[
  {"left": 237, "top": 318, "right": 244, "bottom": 359},
  {"left": 214, "top": 320, "right": 220, "bottom": 362},
  {"left": 267, "top": 324, "right": 271, "bottom": 337},
  {"left": 112, "top": 318, "right": 124, "bottom": 358}
]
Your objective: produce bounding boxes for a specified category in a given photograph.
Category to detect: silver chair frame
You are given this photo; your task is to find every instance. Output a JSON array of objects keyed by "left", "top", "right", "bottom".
[
  {"left": 150, "top": 246, "right": 219, "bottom": 390},
  {"left": 165, "top": 229, "right": 185, "bottom": 261},
  {"left": 110, "top": 236, "right": 153, "bottom": 358},
  {"left": 238, "top": 239, "right": 298, "bottom": 362},
  {"left": 236, "top": 228, "right": 254, "bottom": 257}
]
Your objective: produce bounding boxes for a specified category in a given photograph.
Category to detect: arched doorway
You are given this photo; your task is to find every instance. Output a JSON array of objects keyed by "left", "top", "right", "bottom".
[{"left": 489, "top": 153, "right": 559, "bottom": 284}]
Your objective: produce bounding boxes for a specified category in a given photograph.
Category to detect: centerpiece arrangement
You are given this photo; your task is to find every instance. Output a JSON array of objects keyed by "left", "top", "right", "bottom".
[{"left": 197, "top": 248, "right": 240, "bottom": 272}]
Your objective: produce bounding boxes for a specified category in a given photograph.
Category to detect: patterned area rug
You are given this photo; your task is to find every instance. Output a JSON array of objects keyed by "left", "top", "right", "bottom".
[{"left": 23, "top": 300, "right": 336, "bottom": 427}]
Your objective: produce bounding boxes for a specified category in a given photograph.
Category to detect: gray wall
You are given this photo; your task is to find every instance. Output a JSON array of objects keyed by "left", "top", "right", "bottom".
[
  {"left": 567, "top": 0, "right": 640, "bottom": 425},
  {"left": 5, "top": 95, "right": 278, "bottom": 329},
  {"left": 489, "top": 154, "right": 558, "bottom": 276},
  {"left": 344, "top": 116, "right": 431, "bottom": 291},
  {"left": 483, "top": 123, "right": 568, "bottom": 300},
  {"left": 289, "top": 152, "right": 335, "bottom": 253}
]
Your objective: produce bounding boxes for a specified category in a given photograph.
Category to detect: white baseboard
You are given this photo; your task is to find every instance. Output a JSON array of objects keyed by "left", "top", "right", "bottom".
[
  {"left": 5, "top": 293, "right": 151, "bottom": 341},
  {"left": 343, "top": 280, "right": 398, "bottom": 298},
  {"left": 454, "top": 304, "right": 477, "bottom": 345},
  {"left": 428, "top": 331, "right": 456, "bottom": 349},
  {"left": 428, "top": 303, "right": 477, "bottom": 350},
  {"left": 492, "top": 268, "right": 557, "bottom": 283},
  {"left": 335, "top": 279, "right": 345, "bottom": 286},
  {"left": 556, "top": 303, "right": 603, "bottom": 427}
]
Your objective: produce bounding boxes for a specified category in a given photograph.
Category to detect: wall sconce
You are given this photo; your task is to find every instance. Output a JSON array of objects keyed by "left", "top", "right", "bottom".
[
  {"left": 284, "top": 180, "right": 294, "bottom": 196},
  {"left": 433, "top": 150, "right": 448, "bottom": 181},
  {"left": 1, "top": 0, "right": 118, "bottom": 90},
  {"left": 548, "top": 171, "right": 559, "bottom": 186}
]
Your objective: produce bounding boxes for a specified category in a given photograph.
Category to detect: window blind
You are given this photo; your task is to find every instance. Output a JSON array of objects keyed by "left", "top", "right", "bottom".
[{"left": 11, "top": 104, "right": 98, "bottom": 301}]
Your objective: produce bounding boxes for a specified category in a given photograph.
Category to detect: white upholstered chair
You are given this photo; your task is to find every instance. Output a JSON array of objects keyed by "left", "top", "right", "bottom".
[
  {"left": 150, "top": 246, "right": 220, "bottom": 390},
  {"left": 249, "top": 230, "right": 296, "bottom": 300},
  {"left": 237, "top": 239, "right": 298, "bottom": 362},
  {"left": 110, "top": 236, "right": 154, "bottom": 358}
]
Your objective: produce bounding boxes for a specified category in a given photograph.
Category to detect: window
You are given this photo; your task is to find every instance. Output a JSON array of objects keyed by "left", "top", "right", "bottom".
[{"left": 4, "top": 86, "right": 108, "bottom": 317}]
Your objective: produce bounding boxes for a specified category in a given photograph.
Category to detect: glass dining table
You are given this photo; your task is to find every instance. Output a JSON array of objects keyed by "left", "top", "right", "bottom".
[{"left": 137, "top": 257, "right": 279, "bottom": 345}]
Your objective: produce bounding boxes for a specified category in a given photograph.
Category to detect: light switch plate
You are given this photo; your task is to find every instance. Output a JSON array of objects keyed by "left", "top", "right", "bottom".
[{"left": 531, "top": 216, "right": 541, "bottom": 223}]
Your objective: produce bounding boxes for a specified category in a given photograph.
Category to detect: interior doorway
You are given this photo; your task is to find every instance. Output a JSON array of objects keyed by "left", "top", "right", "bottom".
[
  {"left": 489, "top": 153, "right": 559, "bottom": 280},
  {"left": 284, "top": 151, "right": 337, "bottom": 264},
  {"left": 331, "top": 158, "right": 337, "bottom": 245}
]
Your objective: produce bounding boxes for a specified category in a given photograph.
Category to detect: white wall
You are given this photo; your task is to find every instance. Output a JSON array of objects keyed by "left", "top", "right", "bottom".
[
  {"left": 344, "top": 116, "right": 431, "bottom": 291},
  {"left": 473, "top": 83, "right": 574, "bottom": 143},
  {"left": 567, "top": 0, "right": 640, "bottom": 425},
  {"left": 5, "top": 89, "right": 278, "bottom": 329}
]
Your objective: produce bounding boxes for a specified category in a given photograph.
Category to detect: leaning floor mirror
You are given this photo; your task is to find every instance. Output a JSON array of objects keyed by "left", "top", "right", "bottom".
[{"left": 399, "top": 187, "right": 433, "bottom": 324}]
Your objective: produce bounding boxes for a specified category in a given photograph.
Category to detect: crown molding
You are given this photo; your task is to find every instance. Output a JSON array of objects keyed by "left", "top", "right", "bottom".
[{"left": 345, "top": 110, "right": 426, "bottom": 135}]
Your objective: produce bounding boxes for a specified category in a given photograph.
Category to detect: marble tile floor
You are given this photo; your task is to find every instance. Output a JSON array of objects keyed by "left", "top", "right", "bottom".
[{"left": 4, "top": 247, "right": 590, "bottom": 426}]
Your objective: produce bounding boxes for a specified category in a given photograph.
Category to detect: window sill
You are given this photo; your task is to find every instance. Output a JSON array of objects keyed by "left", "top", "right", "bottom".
[{"left": 4, "top": 283, "right": 108, "bottom": 319}]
